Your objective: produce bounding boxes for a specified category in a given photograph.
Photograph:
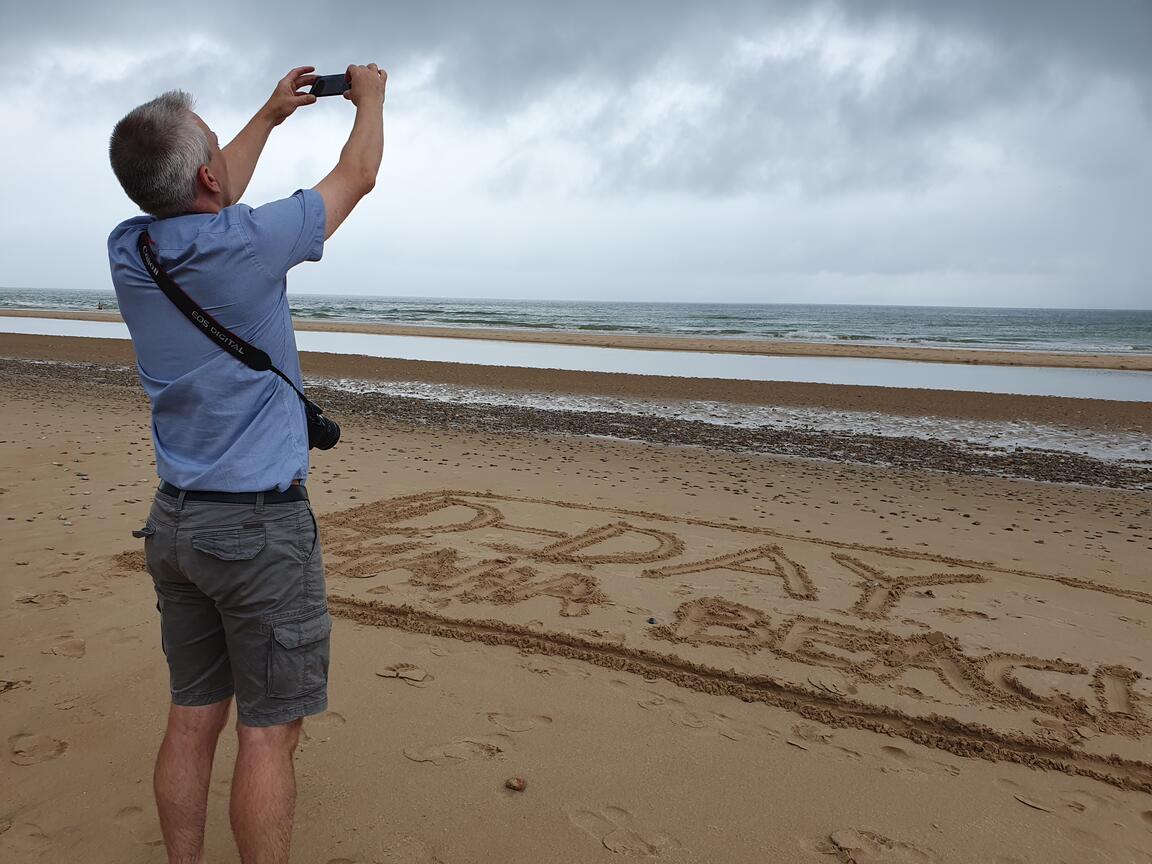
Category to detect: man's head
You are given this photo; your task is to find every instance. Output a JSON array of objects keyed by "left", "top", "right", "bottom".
[{"left": 109, "top": 91, "right": 231, "bottom": 217}]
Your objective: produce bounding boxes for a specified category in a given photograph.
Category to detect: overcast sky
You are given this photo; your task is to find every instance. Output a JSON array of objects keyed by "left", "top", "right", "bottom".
[{"left": 1, "top": 0, "right": 1149, "bottom": 308}]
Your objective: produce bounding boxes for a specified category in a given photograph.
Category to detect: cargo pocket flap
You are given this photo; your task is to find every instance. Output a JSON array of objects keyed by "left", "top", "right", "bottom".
[
  {"left": 191, "top": 527, "right": 266, "bottom": 561},
  {"left": 272, "top": 610, "right": 332, "bottom": 649}
]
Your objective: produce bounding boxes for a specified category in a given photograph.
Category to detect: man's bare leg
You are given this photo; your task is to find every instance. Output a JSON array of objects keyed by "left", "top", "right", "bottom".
[
  {"left": 230, "top": 718, "right": 303, "bottom": 864},
  {"left": 155, "top": 698, "right": 232, "bottom": 864}
]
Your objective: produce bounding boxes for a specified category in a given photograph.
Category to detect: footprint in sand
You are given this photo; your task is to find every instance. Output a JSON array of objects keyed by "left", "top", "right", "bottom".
[
  {"left": 817, "top": 829, "right": 935, "bottom": 863},
  {"left": 0, "top": 679, "right": 30, "bottom": 696},
  {"left": 518, "top": 658, "right": 589, "bottom": 679},
  {"left": 377, "top": 663, "right": 433, "bottom": 687},
  {"left": 114, "top": 805, "right": 164, "bottom": 847},
  {"left": 373, "top": 834, "right": 444, "bottom": 862},
  {"left": 610, "top": 679, "right": 751, "bottom": 741},
  {"left": 487, "top": 712, "right": 552, "bottom": 733},
  {"left": 108, "top": 630, "right": 143, "bottom": 647},
  {"left": 614, "top": 681, "right": 669, "bottom": 710},
  {"left": 301, "top": 711, "right": 347, "bottom": 748},
  {"left": 1056, "top": 788, "right": 1114, "bottom": 814},
  {"left": 569, "top": 805, "right": 682, "bottom": 857},
  {"left": 15, "top": 591, "right": 70, "bottom": 609},
  {"left": 1141, "top": 810, "right": 1152, "bottom": 828},
  {"left": 0, "top": 821, "right": 51, "bottom": 854},
  {"left": 402, "top": 734, "right": 513, "bottom": 765},
  {"left": 668, "top": 708, "right": 747, "bottom": 741},
  {"left": 8, "top": 733, "right": 67, "bottom": 765},
  {"left": 878, "top": 745, "right": 960, "bottom": 777},
  {"left": 788, "top": 722, "right": 833, "bottom": 748},
  {"left": 784, "top": 723, "right": 867, "bottom": 762},
  {"left": 41, "top": 635, "right": 86, "bottom": 659}
]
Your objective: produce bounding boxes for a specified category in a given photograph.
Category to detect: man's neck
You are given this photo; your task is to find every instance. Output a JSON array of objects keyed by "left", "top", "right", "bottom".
[
  {"left": 158, "top": 201, "right": 224, "bottom": 220},
  {"left": 187, "top": 193, "right": 226, "bottom": 215}
]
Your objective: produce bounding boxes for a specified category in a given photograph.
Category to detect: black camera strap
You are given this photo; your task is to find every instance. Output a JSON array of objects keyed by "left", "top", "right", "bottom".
[{"left": 137, "top": 231, "right": 311, "bottom": 405}]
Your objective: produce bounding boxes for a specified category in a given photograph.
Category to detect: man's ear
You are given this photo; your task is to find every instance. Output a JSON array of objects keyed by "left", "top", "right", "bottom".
[{"left": 198, "top": 164, "right": 221, "bottom": 194}]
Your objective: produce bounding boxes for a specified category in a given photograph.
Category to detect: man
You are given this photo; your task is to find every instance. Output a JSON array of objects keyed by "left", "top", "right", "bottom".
[{"left": 107, "top": 63, "right": 385, "bottom": 863}]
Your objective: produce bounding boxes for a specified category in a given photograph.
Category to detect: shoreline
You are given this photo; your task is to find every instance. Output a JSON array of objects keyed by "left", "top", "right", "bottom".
[
  {"left": 3, "top": 332, "right": 1150, "bottom": 433},
  {"left": 2, "top": 308, "right": 1149, "bottom": 371},
  {"left": 2, "top": 334, "right": 1149, "bottom": 489}
]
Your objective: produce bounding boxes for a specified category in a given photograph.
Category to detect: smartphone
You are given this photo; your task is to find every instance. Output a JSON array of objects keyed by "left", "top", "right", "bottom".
[{"left": 310, "top": 74, "right": 350, "bottom": 97}]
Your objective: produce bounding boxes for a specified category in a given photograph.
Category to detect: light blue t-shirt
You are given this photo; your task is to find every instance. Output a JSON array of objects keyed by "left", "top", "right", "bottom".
[{"left": 108, "top": 190, "right": 326, "bottom": 492}]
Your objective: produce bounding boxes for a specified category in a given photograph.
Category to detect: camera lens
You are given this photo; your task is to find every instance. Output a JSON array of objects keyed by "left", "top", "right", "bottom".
[{"left": 306, "top": 402, "right": 341, "bottom": 450}]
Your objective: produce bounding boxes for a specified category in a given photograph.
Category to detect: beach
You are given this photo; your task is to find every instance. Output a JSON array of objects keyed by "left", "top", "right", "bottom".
[
  {"left": 3, "top": 308, "right": 1150, "bottom": 370},
  {"left": 2, "top": 330, "right": 1152, "bottom": 863}
]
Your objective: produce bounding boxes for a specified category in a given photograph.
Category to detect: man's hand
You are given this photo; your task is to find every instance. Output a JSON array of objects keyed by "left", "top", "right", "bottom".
[
  {"left": 344, "top": 63, "right": 387, "bottom": 108},
  {"left": 262, "top": 66, "right": 320, "bottom": 126}
]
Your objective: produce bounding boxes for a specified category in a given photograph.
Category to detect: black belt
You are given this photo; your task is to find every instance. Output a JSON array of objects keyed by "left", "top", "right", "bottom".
[{"left": 157, "top": 481, "right": 308, "bottom": 504}]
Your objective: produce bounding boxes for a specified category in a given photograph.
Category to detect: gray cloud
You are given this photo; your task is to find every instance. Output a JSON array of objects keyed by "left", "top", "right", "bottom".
[
  {"left": 8, "top": 1, "right": 1147, "bottom": 195},
  {"left": 0, "top": 0, "right": 1149, "bottom": 307}
]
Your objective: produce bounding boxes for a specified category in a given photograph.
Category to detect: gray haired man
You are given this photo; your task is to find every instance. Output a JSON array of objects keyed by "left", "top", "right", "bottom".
[{"left": 107, "top": 64, "right": 385, "bottom": 863}]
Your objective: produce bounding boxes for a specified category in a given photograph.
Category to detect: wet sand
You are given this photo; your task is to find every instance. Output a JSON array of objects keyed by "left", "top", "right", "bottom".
[
  {"left": 2, "top": 342, "right": 1152, "bottom": 863},
  {"left": 3, "top": 308, "right": 1150, "bottom": 370},
  {"left": 3, "top": 332, "right": 1151, "bottom": 433}
]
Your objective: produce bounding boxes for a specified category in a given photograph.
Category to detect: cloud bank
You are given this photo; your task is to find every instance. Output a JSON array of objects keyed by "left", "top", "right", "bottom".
[{"left": 0, "top": 0, "right": 1148, "bottom": 307}]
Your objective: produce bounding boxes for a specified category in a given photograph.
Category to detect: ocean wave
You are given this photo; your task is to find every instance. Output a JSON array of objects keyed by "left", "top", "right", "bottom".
[
  {"left": 573, "top": 324, "right": 660, "bottom": 332},
  {"left": 4, "top": 288, "right": 1150, "bottom": 354}
]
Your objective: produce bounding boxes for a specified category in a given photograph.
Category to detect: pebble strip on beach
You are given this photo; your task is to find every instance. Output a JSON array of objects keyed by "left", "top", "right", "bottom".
[{"left": 3, "top": 357, "right": 1147, "bottom": 491}]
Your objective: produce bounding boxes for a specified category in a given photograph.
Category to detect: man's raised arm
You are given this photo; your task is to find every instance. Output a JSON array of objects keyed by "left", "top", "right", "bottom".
[
  {"left": 221, "top": 66, "right": 319, "bottom": 204},
  {"left": 313, "top": 64, "right": 386, "bottom": 239}
]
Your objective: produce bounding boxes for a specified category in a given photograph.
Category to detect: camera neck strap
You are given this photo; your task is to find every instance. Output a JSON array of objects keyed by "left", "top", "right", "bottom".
[{"left": 137, "top": 230, "right": 309, "bottom": 403}]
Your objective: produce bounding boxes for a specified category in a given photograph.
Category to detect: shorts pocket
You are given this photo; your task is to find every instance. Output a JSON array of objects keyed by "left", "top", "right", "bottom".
[
  {"left": 267, "top": 607, "right": 331, "bottom": 699},
  {"left": 155, "top": 595, "right": 167, "bottom": 657},
  {"left": 136, "top": 521, "right": 166, "bottom": 579},
  {"left": 299, "top": 505, "right": 319, "bottom": 561},
  {"left": 191, "top": 527, "right": 266, "bottom": 561}
]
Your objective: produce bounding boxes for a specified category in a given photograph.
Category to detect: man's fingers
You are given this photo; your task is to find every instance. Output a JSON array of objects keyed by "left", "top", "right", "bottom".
[
  {"left": 285, "top": 65, "right": 316, "bottom": 80},
  {"left": 296, "top": 74, "right": 318, "bottom": 86},
  {"left": 296, "top": 94, "right": 317, "bottom": 106}
]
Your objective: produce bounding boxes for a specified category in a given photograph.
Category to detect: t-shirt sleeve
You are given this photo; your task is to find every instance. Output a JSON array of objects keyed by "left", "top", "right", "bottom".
[{"left": 238, "top": 189, "right": 326, "bottom": 278}]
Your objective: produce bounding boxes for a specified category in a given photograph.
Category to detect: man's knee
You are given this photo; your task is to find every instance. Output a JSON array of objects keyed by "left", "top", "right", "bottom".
[
  {"left": 236, "top": 717, "right": 303, "bottom": 753},
  {"left": 166, "top": 698, "right": 232, "bottom": 741}
]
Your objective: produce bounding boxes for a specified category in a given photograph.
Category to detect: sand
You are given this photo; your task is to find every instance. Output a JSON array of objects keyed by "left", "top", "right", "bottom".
[
  {"left": 4, "top": 332, "right": 1152, "bottom": 434},
  {"left": 2, "top": 340, "right": 1151, "bottom": 863},
  {"left": 4, "top": 308, "right": 1151, "bottom": 370}
]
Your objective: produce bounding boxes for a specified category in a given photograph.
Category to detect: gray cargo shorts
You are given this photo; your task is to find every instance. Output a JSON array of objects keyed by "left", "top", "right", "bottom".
[{"left": 135, "top": 487, "right": 330, "bottom": 727}]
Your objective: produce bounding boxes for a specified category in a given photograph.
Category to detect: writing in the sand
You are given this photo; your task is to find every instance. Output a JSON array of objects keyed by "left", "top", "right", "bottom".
[
  {"left": 318, "top": 491, "right": 1149, "bottom": 739},
  {"left": 654, "top": 596, "right": 1145, "bottom": 739}
]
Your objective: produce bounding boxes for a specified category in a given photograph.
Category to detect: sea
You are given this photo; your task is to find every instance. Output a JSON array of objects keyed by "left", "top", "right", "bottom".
[{"left": 1, "top": 287, "right": 1150, "bottom": 355}]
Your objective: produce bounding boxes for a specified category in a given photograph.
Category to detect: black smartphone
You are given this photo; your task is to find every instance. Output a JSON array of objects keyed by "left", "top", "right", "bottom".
[{"left": 310, "top": 74, "right": 350, "bottom": 97}]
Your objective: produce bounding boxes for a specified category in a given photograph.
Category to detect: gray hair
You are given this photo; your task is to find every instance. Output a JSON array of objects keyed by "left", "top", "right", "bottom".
[{"left": 109, "top": 90, "right": 212, "bottom": 217}]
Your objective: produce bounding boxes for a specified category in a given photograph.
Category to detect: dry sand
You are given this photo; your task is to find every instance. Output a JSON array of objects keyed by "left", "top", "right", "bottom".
[
  {"left": 4, "top": 308, "right": 1150, "bottom": 370},
  {"left": 2, "top": 343, "right": 1152, "bottom": 863}
]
